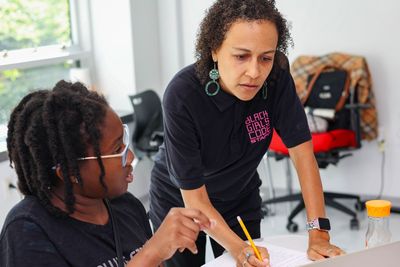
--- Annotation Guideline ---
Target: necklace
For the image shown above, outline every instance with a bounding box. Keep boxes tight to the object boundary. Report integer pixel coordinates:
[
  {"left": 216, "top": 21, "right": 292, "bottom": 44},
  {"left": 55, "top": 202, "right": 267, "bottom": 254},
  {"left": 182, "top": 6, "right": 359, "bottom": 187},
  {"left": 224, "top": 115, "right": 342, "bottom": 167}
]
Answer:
[{"left": 105, "top": 199, "right": 124, "bottom": 267}]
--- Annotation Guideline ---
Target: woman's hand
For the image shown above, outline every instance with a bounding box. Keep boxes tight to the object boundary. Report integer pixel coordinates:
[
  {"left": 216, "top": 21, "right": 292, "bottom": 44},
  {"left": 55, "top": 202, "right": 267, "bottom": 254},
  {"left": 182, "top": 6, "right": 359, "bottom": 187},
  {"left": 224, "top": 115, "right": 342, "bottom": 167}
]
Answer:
[
  {"left": 307, "top": 230, "right": 345, "bottom": 260},
  {"left": 144, "top": 208, "right": 213, "bottom": 263},
  {"left": 235, "top": 244, "right": 270, "bottom": 267}
]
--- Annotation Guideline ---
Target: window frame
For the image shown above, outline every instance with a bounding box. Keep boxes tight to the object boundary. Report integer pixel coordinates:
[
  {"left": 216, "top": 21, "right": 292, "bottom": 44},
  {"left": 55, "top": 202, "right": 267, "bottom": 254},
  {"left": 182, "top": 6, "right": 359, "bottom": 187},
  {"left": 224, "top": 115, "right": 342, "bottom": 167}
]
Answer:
[
  {"left": 0, "top": 0, "right": 92, "bottom": 162},
  {"left": 0, "top": 45, "right": 90, "bottom": 71}
]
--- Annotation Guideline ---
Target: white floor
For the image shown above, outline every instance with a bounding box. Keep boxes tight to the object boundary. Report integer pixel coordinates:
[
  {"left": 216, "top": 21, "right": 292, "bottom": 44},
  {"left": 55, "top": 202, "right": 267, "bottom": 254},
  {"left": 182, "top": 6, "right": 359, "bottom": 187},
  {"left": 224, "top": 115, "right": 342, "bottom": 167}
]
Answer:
[{"left": 261, "top": 201, "right": 400, "bottom": 252}]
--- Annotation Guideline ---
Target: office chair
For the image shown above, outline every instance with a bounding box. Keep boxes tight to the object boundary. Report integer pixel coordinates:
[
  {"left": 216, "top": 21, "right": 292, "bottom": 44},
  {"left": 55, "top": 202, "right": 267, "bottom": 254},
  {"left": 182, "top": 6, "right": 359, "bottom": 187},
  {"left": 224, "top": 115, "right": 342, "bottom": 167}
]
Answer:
[
  {"left": 128, "top": 90, "right": 164, "bottom": 160},
  {"left": 262, "top": 63, "right": 365, "bottom": 233}
]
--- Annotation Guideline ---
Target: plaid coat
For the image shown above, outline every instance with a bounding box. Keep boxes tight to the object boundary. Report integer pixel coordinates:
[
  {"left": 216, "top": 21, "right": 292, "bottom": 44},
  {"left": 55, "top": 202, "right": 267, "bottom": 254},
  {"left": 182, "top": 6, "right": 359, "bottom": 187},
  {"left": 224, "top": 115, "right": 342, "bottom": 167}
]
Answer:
[{"left": 290, "top": 52, "right": 378, "bottom": 140}]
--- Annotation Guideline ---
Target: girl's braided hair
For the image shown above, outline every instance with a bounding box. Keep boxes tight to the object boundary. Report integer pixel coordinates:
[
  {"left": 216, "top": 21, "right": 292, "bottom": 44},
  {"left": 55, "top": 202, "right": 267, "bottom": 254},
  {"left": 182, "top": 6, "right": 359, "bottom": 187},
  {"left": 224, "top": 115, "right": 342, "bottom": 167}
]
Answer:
[{"left": 7, "top": 80, "right": 109, "bottom": 216}]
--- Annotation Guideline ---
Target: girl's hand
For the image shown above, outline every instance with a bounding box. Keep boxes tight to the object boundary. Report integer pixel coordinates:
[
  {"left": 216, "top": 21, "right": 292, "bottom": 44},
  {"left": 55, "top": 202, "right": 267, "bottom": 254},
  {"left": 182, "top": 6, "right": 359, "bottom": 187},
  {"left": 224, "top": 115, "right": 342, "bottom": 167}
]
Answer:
[{"left": 145, "top": 208, "right": 213, "bottom": 262}]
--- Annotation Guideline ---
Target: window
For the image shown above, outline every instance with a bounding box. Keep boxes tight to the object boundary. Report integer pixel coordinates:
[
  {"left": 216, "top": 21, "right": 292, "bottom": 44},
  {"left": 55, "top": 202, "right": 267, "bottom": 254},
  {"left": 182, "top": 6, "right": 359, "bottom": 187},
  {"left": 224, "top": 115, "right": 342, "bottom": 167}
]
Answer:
[
  {"left": 0, "top": 0, "right": 90, "bottom": 160},
  {"left": 0, "top": 62, "right": 75, "bottom": 152},
  {"left": 0, "top": 0, "right": 72, "bottom": 50}
]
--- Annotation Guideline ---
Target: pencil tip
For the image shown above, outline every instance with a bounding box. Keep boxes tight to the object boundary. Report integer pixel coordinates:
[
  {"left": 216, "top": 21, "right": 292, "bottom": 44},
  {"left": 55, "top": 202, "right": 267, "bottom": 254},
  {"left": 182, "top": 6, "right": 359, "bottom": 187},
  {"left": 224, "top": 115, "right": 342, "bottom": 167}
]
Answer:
[{"left": 237, "top": 216, "right": 241, "bottom": 221}]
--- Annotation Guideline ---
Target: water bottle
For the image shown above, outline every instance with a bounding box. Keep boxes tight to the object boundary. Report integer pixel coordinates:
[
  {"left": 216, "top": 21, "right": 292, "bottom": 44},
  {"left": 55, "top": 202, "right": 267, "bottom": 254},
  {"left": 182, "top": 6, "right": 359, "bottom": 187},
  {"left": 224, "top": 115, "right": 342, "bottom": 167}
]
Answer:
[{"left": 365, "top": 200, "right": 391, "bottom": 248}]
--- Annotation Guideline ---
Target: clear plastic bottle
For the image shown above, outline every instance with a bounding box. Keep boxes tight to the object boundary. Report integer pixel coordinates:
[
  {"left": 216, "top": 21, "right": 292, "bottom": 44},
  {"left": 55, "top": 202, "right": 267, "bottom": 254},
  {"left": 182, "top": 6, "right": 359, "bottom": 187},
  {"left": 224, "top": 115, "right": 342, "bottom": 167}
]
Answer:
[{"left": 365, "top": 200, "right": 391, "bottom": 248}]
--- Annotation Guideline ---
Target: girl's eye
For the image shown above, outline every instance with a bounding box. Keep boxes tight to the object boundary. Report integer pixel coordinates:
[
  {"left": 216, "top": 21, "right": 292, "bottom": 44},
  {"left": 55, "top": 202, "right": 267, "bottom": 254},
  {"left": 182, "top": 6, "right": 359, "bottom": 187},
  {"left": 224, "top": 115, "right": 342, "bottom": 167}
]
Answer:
[{"left": 115, "top": 145, "right": 123, "bottom": 153}]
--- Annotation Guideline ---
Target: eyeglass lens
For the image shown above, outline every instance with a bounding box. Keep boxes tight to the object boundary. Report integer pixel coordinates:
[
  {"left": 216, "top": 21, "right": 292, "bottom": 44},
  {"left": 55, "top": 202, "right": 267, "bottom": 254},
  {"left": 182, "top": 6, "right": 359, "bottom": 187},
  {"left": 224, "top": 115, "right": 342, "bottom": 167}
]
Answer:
[{"left": 122, "top": 125, "right": 129, "bottom": 167}]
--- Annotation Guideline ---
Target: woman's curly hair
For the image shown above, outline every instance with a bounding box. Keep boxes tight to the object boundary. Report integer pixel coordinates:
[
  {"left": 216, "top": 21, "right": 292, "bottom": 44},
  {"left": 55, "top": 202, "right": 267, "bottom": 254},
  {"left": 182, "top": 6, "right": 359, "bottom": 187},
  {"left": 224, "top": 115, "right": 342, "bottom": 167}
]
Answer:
[
  {"left": 195, "top": 0, "right": 293, "bottom": 84},
  {"left": 7, "top": 80, "right": 109, "bottom": 217}
]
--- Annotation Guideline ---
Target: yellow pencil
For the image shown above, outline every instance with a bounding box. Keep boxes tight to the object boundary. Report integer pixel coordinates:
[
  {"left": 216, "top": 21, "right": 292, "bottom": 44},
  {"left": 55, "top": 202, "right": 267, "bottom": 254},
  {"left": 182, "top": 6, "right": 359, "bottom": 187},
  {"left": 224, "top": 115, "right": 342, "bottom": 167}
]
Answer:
[{"left": 237, "top": 216, "right": 262, "bottom": 260}]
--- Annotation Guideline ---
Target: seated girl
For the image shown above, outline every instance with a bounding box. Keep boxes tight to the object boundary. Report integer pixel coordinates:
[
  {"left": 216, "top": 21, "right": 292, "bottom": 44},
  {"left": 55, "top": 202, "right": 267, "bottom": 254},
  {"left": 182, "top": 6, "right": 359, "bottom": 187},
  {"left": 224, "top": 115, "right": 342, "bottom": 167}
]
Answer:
[{"left": 0, "top": 80, "right": 212, "bottom": 267}]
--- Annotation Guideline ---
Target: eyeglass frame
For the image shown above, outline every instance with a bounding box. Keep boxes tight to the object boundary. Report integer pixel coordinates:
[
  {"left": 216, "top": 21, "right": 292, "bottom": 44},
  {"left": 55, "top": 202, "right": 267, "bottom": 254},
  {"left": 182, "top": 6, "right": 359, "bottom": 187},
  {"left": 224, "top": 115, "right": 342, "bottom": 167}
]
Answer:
[{"left": 76, "top": 124, "right": 130, "bottom": 167}]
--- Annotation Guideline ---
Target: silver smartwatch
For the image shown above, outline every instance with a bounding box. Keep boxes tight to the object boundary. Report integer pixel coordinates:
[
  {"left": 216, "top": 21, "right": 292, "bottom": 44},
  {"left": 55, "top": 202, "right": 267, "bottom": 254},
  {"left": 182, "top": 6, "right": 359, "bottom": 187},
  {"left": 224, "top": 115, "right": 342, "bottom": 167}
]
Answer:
[{"left": 306, "top": 217, "right": 331, "bottom": 231}]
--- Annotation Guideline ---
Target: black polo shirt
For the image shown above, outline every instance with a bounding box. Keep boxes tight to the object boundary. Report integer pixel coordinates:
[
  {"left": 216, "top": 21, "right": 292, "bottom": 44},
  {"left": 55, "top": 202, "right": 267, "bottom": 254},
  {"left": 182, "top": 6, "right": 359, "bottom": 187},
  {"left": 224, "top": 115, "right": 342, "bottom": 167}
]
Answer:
[{"left": 149, "top": 64, "right": 310, "bottom": 227}]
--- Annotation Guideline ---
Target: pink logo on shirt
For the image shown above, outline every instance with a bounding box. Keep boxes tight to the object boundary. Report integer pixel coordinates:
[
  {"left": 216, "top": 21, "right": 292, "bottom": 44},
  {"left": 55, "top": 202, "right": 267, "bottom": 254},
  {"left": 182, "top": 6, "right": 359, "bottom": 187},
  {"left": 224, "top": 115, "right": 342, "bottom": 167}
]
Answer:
[{"left": 245, "top": 110, "right": 271, "bottom": 144}]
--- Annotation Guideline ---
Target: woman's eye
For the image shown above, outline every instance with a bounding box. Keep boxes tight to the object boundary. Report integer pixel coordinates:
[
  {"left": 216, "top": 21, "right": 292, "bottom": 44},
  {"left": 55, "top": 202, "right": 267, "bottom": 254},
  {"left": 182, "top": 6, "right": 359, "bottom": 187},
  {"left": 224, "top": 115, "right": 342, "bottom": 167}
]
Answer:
[
  {"left": 261, "top": 56, "right": 272, "bottom": 62},
  {"left": 235, "top": 55, "right": 247, "bottom": 61}
]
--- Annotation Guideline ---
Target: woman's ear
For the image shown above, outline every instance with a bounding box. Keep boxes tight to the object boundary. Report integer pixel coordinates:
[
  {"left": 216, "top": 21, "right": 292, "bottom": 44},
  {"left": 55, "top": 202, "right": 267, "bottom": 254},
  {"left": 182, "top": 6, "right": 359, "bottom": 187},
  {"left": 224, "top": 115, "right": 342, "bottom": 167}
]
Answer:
[{"left": 211, "top": 50, "right": 218, "bottom": 62}]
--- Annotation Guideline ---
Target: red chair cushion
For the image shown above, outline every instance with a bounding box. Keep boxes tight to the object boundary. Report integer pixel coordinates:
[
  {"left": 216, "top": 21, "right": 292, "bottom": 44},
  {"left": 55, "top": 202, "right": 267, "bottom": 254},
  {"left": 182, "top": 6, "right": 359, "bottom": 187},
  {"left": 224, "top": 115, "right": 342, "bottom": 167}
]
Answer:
[{"left": 270, "top": 129, "right": 357, "bottom": 155}]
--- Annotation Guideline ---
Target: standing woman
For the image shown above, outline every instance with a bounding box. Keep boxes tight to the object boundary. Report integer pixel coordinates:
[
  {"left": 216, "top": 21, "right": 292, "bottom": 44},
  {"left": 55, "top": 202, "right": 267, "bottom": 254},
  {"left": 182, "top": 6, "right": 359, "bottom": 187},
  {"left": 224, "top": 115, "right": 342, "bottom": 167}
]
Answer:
[{"left": 149, "top": 0, "right": 344, "bottom": 266}]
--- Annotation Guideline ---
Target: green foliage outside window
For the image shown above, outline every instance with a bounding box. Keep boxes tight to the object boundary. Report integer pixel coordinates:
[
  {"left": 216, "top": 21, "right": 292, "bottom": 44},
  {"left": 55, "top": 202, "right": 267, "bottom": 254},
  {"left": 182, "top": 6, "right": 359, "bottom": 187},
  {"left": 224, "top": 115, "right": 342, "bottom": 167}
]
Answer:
[
  {"left": 0, "top": 0, "right": 71, "bottom": 50},
  {"left": 0, "top": 0, "right": 72, "bottom": 151}
]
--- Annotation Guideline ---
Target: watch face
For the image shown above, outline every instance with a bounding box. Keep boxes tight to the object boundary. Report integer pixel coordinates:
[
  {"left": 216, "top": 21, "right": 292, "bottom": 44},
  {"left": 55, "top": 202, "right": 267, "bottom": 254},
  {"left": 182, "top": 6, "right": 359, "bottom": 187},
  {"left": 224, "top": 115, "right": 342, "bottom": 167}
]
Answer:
[{"left": 319, "top": 218, "right": 331, "bottom": 230}]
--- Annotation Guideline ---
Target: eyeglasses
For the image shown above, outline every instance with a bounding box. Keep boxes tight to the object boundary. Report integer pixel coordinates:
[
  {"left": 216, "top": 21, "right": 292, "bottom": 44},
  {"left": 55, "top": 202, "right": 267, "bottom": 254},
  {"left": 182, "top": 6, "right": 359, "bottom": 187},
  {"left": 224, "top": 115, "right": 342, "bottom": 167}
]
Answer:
[{"left": 77, "top": 124, "right": 130, "bottom": 167}]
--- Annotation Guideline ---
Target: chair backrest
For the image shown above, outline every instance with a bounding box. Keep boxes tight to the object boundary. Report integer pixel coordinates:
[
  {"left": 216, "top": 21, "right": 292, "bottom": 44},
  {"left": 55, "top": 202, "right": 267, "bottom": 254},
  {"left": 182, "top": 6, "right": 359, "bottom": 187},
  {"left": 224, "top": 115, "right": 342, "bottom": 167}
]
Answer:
[
  {"left": 269, "top": 55, "right": 365, "bottom": 168},
  {"left": 303, "top": 66, "right": 355, "bottom": 133},
  {"left": 291, "top": 53, "right": 376, "bottom": 140},
  {"left": 301, "top": 63, "right": 362, "bottom": 167},
  {"left": 304, "top": 66, "right": 350, "bottom": 112},
  {"left": 128, "top": 90, "right": 163, "bottom": 157}
]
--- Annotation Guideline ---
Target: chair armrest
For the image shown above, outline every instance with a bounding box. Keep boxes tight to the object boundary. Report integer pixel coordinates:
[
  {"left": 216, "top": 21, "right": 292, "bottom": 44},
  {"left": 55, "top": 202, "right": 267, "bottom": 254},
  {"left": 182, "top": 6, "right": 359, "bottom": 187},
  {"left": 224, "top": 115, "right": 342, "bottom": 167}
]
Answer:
[
  {"left": 344, "top": 103, "right": 371, "bottom": 109},
  {"left": 305, "top": 107, "right": 335, "bottom": 119},
  {"left": 149, "top": 131, "right": 164, "bottom": 147},
  {"left": 150, "top": 131, "right": 164, "bottom": 140}
]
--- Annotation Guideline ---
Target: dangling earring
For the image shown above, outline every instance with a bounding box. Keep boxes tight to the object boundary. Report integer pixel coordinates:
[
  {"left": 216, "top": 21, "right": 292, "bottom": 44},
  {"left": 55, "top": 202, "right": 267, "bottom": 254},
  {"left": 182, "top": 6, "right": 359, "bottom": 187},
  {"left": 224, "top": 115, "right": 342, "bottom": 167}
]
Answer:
[
  {"left": 262, "top": 81, "right": 268, "bottom": 100},
  {"left": 205, "top": 62, "right": 220, "bottom": 96}
]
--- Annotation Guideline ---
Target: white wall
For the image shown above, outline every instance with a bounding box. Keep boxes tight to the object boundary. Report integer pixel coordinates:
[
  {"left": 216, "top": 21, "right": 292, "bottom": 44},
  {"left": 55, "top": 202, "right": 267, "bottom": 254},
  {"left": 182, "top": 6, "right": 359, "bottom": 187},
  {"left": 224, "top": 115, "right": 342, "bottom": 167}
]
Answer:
[
  {"left": 131, "top": 0, "right": 163, "bottom": 94},
  {"left": 157, "top": 0, "right": 400, "bottom": 198},
  {"left": 88, "top": 0, "right": 163, "bottom": 105},
  {"left": 157, "top": 0, "right": 184, "bottom": 90},
  {"left": 180, "top": 1, "right": 213, "bottom": 65},
  {"left": 0, "top": 160, "right": 21, "bottom": 226},
  {"left": 89, "top": 0, "right": 136, "bottom": 111}
]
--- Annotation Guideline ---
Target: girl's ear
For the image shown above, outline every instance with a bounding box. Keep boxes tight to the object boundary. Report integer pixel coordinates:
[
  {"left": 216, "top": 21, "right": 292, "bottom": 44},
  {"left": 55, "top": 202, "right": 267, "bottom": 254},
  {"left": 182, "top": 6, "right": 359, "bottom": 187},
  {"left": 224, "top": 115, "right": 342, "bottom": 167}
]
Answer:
[
  {"left": 55, "top": 165, "right": 64, "bottom": 181},
  {"left": 54, "top": 165, "right": 78, "bottom": 184}
]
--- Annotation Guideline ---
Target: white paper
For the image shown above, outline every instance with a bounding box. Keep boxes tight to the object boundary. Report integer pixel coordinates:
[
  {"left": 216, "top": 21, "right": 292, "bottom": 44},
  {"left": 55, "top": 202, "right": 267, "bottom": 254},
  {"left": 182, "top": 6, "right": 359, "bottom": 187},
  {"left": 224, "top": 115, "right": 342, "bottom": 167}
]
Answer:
[
  {"left": 202, "top": 241, "right": 312, "bottom": 267},
  {"left": 266, "top": 244, "right": 312, "bottom": 267}
]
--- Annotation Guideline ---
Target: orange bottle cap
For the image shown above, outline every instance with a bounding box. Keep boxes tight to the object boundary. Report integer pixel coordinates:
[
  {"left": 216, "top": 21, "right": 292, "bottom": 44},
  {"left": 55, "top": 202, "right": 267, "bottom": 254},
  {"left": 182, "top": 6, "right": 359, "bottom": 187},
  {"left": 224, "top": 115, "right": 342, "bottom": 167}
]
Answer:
[{"left": 365, "top": 200, "right": 391, "bottom": 217}]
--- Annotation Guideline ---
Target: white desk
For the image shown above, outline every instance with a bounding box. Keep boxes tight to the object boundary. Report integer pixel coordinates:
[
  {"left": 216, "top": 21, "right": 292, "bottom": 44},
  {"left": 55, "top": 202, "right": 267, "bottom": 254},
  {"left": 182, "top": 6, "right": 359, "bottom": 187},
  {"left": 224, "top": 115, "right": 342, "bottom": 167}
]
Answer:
[
  {"left": 204, "top": 236, "right": 400, "bottom": 267},
  {"left": 203, "top": 235, "right": 311, "bottom": 267}
]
